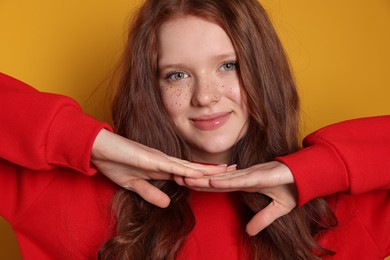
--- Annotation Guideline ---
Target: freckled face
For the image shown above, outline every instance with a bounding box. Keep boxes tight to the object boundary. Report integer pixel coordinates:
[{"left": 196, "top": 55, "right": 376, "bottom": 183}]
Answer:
[{"left": 158, "top": 16, "right": 249, "bottom": 164}]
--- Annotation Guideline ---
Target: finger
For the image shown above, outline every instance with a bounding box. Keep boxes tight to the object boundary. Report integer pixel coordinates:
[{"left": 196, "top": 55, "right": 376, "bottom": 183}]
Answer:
[
  {"left": 209, "top": 171, "right": 260, "bottom": 189},
  {"left": 174, "top": 175, "right": 185, "bottom": 186},
  {"left": 186, "top": 186, "right": 237, "bottom": 192},
  {"left": 183, "top": 175, "right": 245, "bottom": 190},
  {"left": 180, "top": 177, "right": 237, "bottom": 192},
  {"left": 183, "top": 177, "right": 213, "bottom": 188},
  {"left": 227, "top": 164, "right": 237, "bottom": 172},
  {"left": 108, "top": 163, "right": 186, "bottom": 181},
  {"left": 163, "top": 158, "right": 229, "bottom": 176},
  {"left": 120, "top": 147, "right": 206, "bottom": 178},
  {"left": 246, "top": 200, "right": 291, "bottom": 236},
  {"left": 155, "top": 161, "right": 208, "bottom": 178},
  {"left": 176, "top": 163, "right": 229, "bottom": 176},
  {"left": 210, "top": 169, "right": 282, "bottom": 189},
  {"left": 126, "top": 179, "right": 171, "bottom": 208},
  {"left": 209, "top": 170, "right": 247, "bottom": 180}
]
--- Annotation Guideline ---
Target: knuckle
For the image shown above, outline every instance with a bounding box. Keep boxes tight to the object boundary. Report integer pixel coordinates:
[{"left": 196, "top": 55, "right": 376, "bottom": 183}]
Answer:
[{"left": 125, "top": 178, "right": 140, "bottom": 190}]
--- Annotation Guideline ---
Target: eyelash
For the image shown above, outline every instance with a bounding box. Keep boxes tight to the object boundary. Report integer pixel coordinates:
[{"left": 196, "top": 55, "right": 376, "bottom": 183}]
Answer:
[
  {"left": 220, "top": 61, "right": 238, "bottom": 71},
  {"left": 164, "top": 60, "right": 238, "bottom": 81},
  {"left": 165, "top": 71, "right": 188, "bottom": 81}
]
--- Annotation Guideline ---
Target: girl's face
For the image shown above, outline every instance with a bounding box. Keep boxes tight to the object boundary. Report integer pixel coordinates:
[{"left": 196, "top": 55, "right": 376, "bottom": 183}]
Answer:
[{"left": 158, "top": 16, "right": 249, "bottom": 164}]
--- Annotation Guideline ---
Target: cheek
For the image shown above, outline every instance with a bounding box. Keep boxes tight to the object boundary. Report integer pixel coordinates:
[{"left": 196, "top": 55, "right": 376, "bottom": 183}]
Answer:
[
  {"left": 160, "top": 85, "right": 192, "bottom": 117},
  {"left": 225, "top": 81, "right": 245, "bottom": 107}
]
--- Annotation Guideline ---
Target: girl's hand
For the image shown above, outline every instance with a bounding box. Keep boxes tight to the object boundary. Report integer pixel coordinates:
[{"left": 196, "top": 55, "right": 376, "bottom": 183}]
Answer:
[
  {"left": 91, "top": 129, "right": 227, "bottom": 208},
  {"left": 177, "top": 161, "right": 297, "bottom": 236}
]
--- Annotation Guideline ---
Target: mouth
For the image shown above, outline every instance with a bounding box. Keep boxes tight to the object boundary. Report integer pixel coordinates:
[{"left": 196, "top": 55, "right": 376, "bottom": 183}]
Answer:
[{"left": 191, "top": 112, "right": 231, "bottom": 131}]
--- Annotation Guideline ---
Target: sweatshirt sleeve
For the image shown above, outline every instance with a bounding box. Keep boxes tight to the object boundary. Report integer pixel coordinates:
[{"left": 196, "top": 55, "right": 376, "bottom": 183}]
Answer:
[
  {"left": 276, "top": 115, "right": 390, "bottom": 206},
  {"left": 0, "top": 72, "right": 113, "bottom": 175}
]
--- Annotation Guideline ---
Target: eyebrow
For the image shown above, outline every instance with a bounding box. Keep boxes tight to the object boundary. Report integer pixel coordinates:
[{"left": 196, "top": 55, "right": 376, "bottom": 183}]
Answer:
[{"left": 158, "top": 52, "right": 237, "bottom": 71}]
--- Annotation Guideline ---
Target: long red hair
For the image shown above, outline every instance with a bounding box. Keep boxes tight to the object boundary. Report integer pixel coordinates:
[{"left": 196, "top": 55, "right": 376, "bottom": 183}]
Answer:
[{"left": 99, "top": 0, "right": 337, "bottom": 259}]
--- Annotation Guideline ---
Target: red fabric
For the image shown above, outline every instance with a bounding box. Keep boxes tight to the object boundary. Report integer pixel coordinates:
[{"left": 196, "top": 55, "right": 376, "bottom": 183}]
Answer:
[
  {"left": 177, "top": 191, "right": 248, "bottom": 259},
  {"left": 277, "top": 116, "right": 390, "bottom": 259},
  {"left": 276, "top": 116, "right": 390, "bottom": 258},
  {"left": 0, "top": 73, "right": 117, "bottom": 259},
  {"left": 277, "top": 116, "right": 390, "bottom": 206},
  {"left": 1, "top": 72, "right": 389, "bottom": 259}
]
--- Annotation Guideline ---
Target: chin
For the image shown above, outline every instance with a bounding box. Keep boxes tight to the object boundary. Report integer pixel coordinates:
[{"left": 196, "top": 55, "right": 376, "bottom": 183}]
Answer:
[
  {"left": 186, "top": 136, "right": 238, "bottom": 160},
  {"left": 195, "top": 144, "right": 234, "bottom": 159}
]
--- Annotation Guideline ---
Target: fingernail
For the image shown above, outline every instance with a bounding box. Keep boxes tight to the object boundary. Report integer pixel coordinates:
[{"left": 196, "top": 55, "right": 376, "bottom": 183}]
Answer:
[
  {"left": 227, "top": 164, "right": 237, "bottom": 169},
  {"left": 217, "top": 164, "right": 228, "bottom": 167}
]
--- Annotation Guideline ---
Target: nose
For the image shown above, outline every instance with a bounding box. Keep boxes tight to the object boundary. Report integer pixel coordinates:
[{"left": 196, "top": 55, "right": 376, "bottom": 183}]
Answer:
[{"left": 191, "top": 78, "right": 222, "bottom": 107}]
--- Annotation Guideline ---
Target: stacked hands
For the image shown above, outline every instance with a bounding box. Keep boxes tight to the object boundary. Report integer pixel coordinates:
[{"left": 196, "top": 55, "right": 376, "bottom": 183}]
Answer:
[{"left": 92, "top": 129, "right": 297, "bottom": 236}]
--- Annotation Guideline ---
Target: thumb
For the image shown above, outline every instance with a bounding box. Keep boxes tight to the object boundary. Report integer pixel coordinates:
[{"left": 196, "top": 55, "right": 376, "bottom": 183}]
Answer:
[
  {"left": 246, "top": 200, "right": 291, "bottom": 236},
  {"left": 126, "top": 179, "right": 171, "bottom": 208}
]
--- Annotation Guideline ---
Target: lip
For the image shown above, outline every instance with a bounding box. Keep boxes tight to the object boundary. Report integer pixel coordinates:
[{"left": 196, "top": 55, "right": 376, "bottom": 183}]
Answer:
[{"left": 191, "top": 112, "right": 231, "bottom": 131}]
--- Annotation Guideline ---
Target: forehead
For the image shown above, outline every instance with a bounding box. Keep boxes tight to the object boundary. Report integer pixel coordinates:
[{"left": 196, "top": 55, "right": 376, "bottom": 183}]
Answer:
[{"left": 157, "top": 15, "right": 235, "bottom": 63}]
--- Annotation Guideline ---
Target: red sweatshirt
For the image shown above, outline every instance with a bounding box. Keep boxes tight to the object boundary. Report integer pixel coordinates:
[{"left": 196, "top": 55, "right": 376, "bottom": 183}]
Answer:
[{"left": 0, "top": 72, "right": 389, "bottom": 259}]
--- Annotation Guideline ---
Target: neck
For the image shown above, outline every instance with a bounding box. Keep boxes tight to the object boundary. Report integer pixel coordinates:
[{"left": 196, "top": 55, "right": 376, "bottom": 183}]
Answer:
[{"left": 190, "top": 150, "right": 231, "bottom": 165}]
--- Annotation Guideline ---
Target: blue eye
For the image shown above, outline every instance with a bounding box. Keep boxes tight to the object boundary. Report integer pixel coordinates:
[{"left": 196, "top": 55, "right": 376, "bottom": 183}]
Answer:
[
  {"left": 167, "top": 71, "right": 189, "bottom": 81},
  {"left": 220, "top": 62, "right": 237, "bottom": 71}
]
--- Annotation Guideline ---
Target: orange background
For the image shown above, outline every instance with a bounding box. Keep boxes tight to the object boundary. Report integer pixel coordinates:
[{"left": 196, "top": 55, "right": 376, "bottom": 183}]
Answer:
[{"left": 0, "top": 0, "right": 389, "bottom": 258}]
